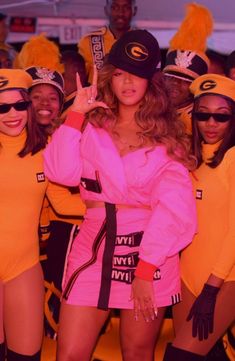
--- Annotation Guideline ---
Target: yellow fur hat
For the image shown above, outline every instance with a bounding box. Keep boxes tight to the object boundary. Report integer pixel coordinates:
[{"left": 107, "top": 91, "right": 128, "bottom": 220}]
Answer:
[
  {"left": 0, "top": 68, "right": 32, "bottom": 92},
  {"left": 14, "top": 34, "right": 64, "bottom": 73},
  {"left": 190, "top": 73, "right": 235, "bottom": 103},
  {"left": 163, "top": 3, "right": 213, "bottom": 81}
]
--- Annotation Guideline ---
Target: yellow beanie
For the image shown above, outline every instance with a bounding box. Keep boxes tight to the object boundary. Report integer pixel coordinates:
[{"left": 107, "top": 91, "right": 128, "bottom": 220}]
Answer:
[
  {"left": 0, "top": 69, "right": 32, "bottom": 92},
  {"left": 190, "top": 73, "right": 235, "bottom": 102}
]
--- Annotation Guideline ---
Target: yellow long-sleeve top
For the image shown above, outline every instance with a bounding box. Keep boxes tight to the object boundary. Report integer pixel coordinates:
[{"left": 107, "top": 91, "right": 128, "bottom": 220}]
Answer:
[
  {"left": 47, "top": 182, "right": 85, "bottom": 223},
  {"left": 78, "top": 26, "right": 116, "bottom": 84},
  {"left": 0, "top": 130, "right": 47, "bottom": 282},
  {"left": 39, "top": 181, "right": 86, "bottom": 242},
  {"left": 181, "top": 142, "right": 235, "bottom": 296},
  {"left": 39, "top": 131, "right": 86, "bottom": 241}
]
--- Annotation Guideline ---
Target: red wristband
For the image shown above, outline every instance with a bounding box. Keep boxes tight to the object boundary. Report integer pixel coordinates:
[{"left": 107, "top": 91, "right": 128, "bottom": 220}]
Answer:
[
  {"left": 64, "top": 111, "right": 85, "bottom": 130},
  {"left": 135, "top": 259, "right": 157, "bottom": 281}
]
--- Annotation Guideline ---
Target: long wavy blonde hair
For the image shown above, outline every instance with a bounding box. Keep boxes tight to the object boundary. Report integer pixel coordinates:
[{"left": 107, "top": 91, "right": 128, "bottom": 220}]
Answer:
[{"left": 86, "top": 63, "right": 196, "bottom": 170}]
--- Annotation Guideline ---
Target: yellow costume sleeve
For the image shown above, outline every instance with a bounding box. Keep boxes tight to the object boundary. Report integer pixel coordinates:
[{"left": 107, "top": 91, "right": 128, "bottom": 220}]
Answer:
[
  {"left": 78, "top": 27, "right": 115, "bottom": 84},
  {"left": 46, "top": 181, "right": 86, "bottom": 217},
  {"left": 211, "top": 155, "right": 235, "bottom": 279}
]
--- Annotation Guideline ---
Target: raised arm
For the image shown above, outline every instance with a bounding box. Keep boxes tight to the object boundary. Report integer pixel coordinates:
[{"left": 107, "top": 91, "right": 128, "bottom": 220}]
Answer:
[{"left": 43, "top": 67, "right": 108, "bottom": 186}]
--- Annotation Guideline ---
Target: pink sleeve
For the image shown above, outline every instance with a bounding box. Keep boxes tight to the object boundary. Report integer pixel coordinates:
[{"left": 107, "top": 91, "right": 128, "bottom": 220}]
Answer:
[
  {"left": 43, "top": 112, "right": 84, "bottom": 186},
  {"left": 138, "top": 161, "right": 197, "bottom": 269}
]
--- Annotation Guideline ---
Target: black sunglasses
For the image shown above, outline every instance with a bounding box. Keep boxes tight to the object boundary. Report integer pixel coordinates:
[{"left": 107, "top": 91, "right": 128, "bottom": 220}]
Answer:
[
  {"left": 0, "top": 101, "right": 31, "bottom": 114},
  {"left": 193, "top": 112, "right": 233, "bottom": 123}
]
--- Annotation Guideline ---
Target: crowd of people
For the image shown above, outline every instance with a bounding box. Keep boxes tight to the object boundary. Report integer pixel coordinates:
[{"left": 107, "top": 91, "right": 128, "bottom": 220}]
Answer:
[{"left": 0, "top": 1, "right": 235, "bottom": 361}]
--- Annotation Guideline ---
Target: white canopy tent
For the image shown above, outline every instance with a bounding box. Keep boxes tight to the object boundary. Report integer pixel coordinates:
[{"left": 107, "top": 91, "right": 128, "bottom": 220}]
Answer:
[{"left": 1, "top": 0, "right": 235, "bottom": 54}]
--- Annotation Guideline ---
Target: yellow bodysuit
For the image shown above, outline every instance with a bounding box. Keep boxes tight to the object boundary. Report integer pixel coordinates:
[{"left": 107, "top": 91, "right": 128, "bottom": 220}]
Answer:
[
  {"left": 181, "top": 143, "right": 235, "bottom": 296},
  {"left": 0, "top": 130, "right": 47, "bottom": 282}
]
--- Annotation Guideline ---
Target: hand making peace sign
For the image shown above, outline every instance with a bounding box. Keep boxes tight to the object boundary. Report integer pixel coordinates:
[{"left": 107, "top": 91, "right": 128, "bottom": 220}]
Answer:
[{"left": 70, "top": 66, "right": 109, "bottom": 114}]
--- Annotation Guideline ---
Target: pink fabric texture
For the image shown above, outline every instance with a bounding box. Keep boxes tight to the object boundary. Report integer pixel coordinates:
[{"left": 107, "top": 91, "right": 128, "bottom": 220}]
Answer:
[{"left": 43, "top": 117, "right": 197, "bottom": 308}]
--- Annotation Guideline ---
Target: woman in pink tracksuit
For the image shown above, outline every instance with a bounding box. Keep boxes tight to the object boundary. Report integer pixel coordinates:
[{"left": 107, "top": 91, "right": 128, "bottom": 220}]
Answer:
[{"left": 43, "top": 30, "right": 197, "bottom": 361}]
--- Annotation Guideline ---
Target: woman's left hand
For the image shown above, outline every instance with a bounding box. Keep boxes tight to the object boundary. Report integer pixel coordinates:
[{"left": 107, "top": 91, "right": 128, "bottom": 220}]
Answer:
[
  {"left": 70, "top": 66, "right": 109, "bottom": 114},
  {"left": 130, "top": 277, "right": 158, "bottom": 322}
]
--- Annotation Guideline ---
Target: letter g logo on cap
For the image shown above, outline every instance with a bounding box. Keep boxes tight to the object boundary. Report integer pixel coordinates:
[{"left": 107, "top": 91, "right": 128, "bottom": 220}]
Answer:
[
  {"left": 199, "top": 80, "right": 217, "bottom": 91},
  {"left": 0, "top": 76, "right": 8, "bottom": 88},
  {"left": 125, "top": 42, "right": 149, "bottom": 61}
]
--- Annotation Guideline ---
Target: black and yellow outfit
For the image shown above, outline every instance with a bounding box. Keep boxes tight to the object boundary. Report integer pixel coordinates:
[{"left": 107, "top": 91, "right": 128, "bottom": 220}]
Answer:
[
  {"left": 179, "top": 142, "right": 235, "bottom": 361},
  {"left": 180, "top": 142, "right": 235, "bottom": 361},
  {"left": 79, "top": 26, "right": 136, "bottom": 84},
  {"left": 78, "top": 26, "right": 116, "bottom": 83},
  {"left": 39, "top": 179, "right": 85, "bottom": 338},
  {"left": 181, "top": 142, "right": 235, "bottom": 295},
  {"left": 0, "top": 130, "right": 47, "bottom": 282},
  {"left": 40, "top": 181, "right": 85, "bottom": 290},
  {"left": 165, "top": 72, "right": 235, "bottom": 361}
]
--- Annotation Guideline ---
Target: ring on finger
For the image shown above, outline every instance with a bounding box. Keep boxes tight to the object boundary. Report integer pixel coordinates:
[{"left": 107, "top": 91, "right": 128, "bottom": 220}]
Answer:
[{"left": 87, "top": 97, "right": 95, "bottom": 104}]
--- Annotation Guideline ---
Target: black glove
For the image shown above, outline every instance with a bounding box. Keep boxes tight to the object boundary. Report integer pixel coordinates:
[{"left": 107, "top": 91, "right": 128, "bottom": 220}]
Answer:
[{"left": 187, "top": 283, "right": 220, "bottom": 341}]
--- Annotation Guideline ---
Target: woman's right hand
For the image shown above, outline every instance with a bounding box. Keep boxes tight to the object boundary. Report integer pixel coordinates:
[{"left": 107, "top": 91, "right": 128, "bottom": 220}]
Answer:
[
  {"left": 70, "top": 66, "right": 109, "bottom": 114},
  {"left": 131, "top": 277, "right": 158, "bottom": 322}
]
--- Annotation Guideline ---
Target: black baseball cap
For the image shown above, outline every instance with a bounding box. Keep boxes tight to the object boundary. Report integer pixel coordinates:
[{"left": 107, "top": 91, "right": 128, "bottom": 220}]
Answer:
[{"left": 108, "top": 29, "right": 161, "bottom": 80}]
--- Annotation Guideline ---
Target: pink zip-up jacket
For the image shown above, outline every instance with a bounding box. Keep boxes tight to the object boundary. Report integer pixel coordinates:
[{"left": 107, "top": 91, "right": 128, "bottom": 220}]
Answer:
[{"left": 43, "top": 112, "right": 197, "bottom": 279}]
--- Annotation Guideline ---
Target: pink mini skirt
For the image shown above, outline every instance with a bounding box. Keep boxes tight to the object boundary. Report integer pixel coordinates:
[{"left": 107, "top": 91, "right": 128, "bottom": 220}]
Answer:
[{"left": 62, "top": 207, "right": 181, "bottom": 309}]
